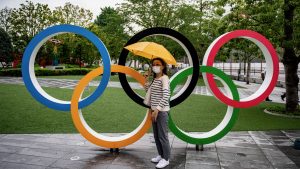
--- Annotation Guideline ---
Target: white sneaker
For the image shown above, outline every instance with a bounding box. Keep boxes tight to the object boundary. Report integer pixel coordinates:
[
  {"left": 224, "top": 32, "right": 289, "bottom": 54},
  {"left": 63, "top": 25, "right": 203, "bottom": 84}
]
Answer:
[
  {"left": 156, "top": 158, "right": 169, "bottom": 168},
  {"left": 151, "top": 155, "right": 162, "bottom": 163}
]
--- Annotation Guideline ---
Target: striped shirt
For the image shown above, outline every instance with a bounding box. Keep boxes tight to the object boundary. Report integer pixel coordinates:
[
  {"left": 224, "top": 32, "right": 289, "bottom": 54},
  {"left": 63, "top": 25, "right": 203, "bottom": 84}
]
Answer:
[{"left": 145, "top": 75, "right": 171, "bottom": 111}]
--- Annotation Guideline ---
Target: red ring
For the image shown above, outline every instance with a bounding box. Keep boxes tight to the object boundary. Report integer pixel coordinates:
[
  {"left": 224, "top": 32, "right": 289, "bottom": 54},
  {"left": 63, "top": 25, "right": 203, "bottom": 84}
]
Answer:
[{"left": 204, "top": 30, "right": 279, "bottom": 108}]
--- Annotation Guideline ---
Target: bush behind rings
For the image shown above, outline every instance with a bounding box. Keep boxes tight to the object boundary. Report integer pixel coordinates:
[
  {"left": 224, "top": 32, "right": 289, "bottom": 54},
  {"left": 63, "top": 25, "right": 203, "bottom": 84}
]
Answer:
[{"left": 0, "top": 68, "right": 118, "bottom": 77}]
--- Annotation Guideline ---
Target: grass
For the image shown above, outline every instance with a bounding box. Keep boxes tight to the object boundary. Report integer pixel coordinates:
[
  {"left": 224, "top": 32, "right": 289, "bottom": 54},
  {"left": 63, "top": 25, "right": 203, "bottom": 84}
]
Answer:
[
  {"left": 0, "top": 83, "right": 299, "bottom": 134},
  {"left": 266, "top": 105, "right": 300, "bottom": 116},
  {"left": 179, "top": 76, "right": 223, "bottom": 87}
]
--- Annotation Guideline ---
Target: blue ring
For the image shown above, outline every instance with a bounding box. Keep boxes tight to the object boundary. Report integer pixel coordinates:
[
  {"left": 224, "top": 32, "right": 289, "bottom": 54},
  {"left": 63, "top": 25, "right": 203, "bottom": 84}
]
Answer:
[{"left": 22, "top": 24, "right": 111, "bottom": 111}]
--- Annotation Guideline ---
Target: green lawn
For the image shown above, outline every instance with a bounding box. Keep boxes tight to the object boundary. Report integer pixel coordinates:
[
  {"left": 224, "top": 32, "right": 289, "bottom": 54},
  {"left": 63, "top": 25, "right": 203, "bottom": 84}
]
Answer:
[{"left": 0, "top": 83, "right": 299, "bottom": 134}]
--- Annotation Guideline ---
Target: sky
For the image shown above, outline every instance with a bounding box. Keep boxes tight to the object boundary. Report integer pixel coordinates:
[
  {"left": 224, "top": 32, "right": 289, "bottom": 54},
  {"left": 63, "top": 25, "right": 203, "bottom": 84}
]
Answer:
[{"left": 0, "top": 0, "right": 124, "bottom": 19}]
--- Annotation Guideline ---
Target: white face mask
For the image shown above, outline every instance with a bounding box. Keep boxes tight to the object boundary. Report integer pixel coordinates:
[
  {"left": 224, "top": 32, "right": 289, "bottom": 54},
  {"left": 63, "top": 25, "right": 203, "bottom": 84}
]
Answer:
[{"left": 152, "top": 66, "right": 161, "bottom": 74}]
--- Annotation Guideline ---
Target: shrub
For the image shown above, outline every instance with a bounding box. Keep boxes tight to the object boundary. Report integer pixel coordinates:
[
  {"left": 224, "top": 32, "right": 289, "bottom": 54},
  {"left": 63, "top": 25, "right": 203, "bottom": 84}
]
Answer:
[{"left": 0, "top": 68, "right": 22, "bottom": 76}]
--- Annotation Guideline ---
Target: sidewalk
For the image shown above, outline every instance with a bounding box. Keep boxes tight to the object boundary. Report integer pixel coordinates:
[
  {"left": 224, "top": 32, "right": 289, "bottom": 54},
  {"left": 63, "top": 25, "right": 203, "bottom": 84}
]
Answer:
[{"left": 0, "top": 131, "right": 299, "bottom": 169}]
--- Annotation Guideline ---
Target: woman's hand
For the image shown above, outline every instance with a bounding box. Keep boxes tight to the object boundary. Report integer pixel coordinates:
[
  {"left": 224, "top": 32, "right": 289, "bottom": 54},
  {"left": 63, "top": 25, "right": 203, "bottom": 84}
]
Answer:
[{"left": 151, "top": 109, "right": 159, "bottom": 122}]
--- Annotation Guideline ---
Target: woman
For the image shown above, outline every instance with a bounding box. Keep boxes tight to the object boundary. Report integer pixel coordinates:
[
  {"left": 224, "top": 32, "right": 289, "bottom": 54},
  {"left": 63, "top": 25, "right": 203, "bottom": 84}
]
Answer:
[{"left": 144, "top": 58, "right": 171, "bottom": 169}]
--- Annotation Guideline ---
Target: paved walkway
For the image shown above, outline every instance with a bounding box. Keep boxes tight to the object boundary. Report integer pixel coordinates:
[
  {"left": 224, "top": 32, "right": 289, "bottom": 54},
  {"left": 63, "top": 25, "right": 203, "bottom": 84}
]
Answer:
[
  {"left": 0, "top": 131, "right": 299, "bottom": 169},
  {"left": 0, "top": 76, "right": 299, "bottom": 104}
]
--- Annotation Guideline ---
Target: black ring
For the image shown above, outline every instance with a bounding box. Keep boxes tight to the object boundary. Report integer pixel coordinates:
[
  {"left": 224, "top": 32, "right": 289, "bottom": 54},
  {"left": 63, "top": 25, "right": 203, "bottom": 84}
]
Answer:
[{"left": 118, "top": 27, "right": 199, "bottom": 108}]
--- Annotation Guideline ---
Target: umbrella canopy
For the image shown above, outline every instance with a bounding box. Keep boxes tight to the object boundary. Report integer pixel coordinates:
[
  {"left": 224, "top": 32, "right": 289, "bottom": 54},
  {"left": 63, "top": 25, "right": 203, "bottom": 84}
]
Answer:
[{"left": 124, "top": 42, "right": 177, "bottom": 65}]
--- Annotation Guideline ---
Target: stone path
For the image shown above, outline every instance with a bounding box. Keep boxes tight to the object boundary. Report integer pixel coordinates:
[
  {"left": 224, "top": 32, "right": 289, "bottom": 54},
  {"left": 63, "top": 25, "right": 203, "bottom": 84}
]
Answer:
[{"left": 0, "top": 131, "right": 299, "bottom": 169}]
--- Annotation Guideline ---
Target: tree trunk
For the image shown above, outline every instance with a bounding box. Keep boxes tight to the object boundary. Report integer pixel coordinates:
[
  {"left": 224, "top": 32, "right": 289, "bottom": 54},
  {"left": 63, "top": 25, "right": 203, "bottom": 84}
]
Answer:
[
  {"left": 79, "top": 54, "right": 81, "bottom": 68},
  {"left": 132, "top": 60, "right": 135, "bottom": 68},
  {"left": 135, "top": 60, "right": 138, "bottom": 69},
  {"left": 246, "top": 59, "right": 251, "bottom": 84},
  {"left": 223, "top": 62, "right": 224, "bottom": 71},
  {"left": 283, "top": 0, "right": 299, "bottom": 112},
  {"left": 230, "top": 60, "right": 232, "bottom": 75},
  {"left": 284, "top": 61, "right": 299, "bottom": 112},
  {"left": 244, "top": 59, "right": 246, "bottom": 75},
  {"left": 238, "top": 61, "right": 241, "bottom": 81},
  {"left": 260, "top": 60, "right": 263, "bottom": 73}
]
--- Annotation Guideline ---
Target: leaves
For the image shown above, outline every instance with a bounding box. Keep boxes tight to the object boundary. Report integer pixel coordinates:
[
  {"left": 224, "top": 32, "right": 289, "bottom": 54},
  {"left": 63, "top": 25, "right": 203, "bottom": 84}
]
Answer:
[
  {"left": 0, "top": 7, "right": 12, "bottom": 32},
  {"left": 0, "top": 28, "right": 13, "bottom": 67},
  {"left": 53, "top": 2, "right": 93, "bottom": 27},
  {"left": 7, "top": 1, "right": 53, "bottom": 52}
]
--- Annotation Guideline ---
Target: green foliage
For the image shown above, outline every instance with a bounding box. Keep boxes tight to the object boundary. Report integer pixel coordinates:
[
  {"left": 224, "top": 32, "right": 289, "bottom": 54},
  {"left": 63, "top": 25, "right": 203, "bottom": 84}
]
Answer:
[
  {"left": 217, "top": 0, "right": 300, "bottom": 57},
  {"left": 9, "top": 0, "right": 54, "bottom": 52},
  {"left": 0, "top": 27, "right": 13, "bottom": 68},
  {"left": 0, "top": 7, "right": 12, "bottom": 32},
  {"left": 0, "top": 1, "right": 96, "bottom": 66},
  {"left": 266, "top": 105, "right": 300, "bottom": 116},
  {"left": 93, "top": 7, "right": 129, "bottom": 60},
  {"left": 118, "top": 0, "right": 181, "bottom": 29},
  {"left": 53, "top": 2, "right": 93, "bottom": 27},
  {"left": 217, "top": 0, "right": 300, "bottom": 111},
  {"left": 118, "top": 0, "right": 222, "bottom": 62},
  {"left": 50, "top": 3, "right": 95, "bottom": 66},
  {"left": 0, "top": 69, "right": 22, "bottom": 76}
]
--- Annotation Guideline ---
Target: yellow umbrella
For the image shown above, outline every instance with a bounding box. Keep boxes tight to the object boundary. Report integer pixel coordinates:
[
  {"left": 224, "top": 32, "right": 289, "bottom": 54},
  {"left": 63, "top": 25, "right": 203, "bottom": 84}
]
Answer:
[{"left": 124, "top": 42, "right": 177, "bottom": 65}]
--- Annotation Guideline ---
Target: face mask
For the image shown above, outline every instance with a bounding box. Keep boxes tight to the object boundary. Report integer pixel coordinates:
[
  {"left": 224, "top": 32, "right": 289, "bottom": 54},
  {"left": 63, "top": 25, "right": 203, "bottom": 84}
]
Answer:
[{"left": 152, "top": 66, "right": 161, "bottom": 74}]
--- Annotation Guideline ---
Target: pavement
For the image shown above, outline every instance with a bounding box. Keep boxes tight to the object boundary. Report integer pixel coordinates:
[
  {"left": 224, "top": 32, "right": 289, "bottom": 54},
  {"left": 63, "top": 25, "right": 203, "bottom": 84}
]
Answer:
[{"left": 0, "top": 131, "right": 299, "bottom": 169}]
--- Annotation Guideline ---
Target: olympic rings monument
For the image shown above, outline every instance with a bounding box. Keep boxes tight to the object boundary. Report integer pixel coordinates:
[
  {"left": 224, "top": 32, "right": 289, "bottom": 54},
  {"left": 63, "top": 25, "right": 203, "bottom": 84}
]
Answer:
[{"left": 21, "top": 24, "right": 279, "bottom": 150}]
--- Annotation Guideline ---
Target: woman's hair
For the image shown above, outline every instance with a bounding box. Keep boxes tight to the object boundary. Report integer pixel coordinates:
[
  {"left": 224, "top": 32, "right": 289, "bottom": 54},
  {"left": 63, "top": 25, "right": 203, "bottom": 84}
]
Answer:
[{"left": 151, "top": 57, "right": 168, "bottom": 78}]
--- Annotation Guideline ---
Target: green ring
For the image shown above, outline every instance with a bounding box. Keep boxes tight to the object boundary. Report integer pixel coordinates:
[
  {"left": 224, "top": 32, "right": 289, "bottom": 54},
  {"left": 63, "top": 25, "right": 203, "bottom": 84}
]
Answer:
[{"left": 169, "top": 66, "right": 240, "bottom": 144}]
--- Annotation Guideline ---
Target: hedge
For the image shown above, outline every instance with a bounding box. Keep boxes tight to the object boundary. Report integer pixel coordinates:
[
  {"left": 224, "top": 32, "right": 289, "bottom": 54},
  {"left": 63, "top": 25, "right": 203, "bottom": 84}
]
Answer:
[{"left": 0, "top": 68, "right": 96, "bottom": 77}]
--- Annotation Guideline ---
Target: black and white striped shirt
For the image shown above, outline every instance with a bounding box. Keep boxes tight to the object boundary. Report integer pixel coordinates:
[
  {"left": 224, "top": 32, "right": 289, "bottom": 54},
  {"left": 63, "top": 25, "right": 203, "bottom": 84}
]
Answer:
[{"left": 145, "top": 75, "right": 170, "bottom": 111}]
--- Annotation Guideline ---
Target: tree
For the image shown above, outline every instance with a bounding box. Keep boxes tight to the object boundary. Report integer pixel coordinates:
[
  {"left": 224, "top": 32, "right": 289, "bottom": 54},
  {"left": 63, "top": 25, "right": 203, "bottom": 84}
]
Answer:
[
  {"left": 118, "top": 0, "right": 219, "bottom": 63},
  {"left": 0, "top": 28, "right": 13, "bottom": 68},
  {"left": 9, "top": 0, "right": 53, "bottom": 52},
  {"left": 1, "top": 1, "right": 107, "bottom": 68},
  {"left": 218, "top": 0, "right": 300, "bottom": 112},
  {"left": 94, "top": 7, "right": 129, "bottom": 62},
  {"left": 118, "top": 0, "right": 183, "bottom": 31},
  {"left": 282, "top": 0, "right": 300, "bottom": 112},
  {"left": 0, "top": 7, "right": 12, "bottom": 32},
  {"left": 177, "top": 2, "right": 225, "bottom": 66},
  {"left": 51, "top": 3, "right": 94, "bottom": 66},
  {"left": 53, "top": 2, "right": 93, "bottom": 27},
  {"left": 217, "top": 0, "right": 274, "bottom": 82}
]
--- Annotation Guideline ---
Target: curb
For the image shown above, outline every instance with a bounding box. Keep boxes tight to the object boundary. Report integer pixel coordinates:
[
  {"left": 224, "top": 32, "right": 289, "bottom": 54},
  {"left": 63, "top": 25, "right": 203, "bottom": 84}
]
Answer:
[{"left": 264, "top": 109, "right": 300, "bottom": 119}]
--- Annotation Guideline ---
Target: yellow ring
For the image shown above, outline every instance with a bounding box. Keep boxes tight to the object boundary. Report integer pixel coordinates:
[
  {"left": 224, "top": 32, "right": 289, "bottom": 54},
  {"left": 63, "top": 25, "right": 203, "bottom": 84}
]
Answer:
[{"left": 71, "top": 65, "right": 151, "bottom": 148}]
